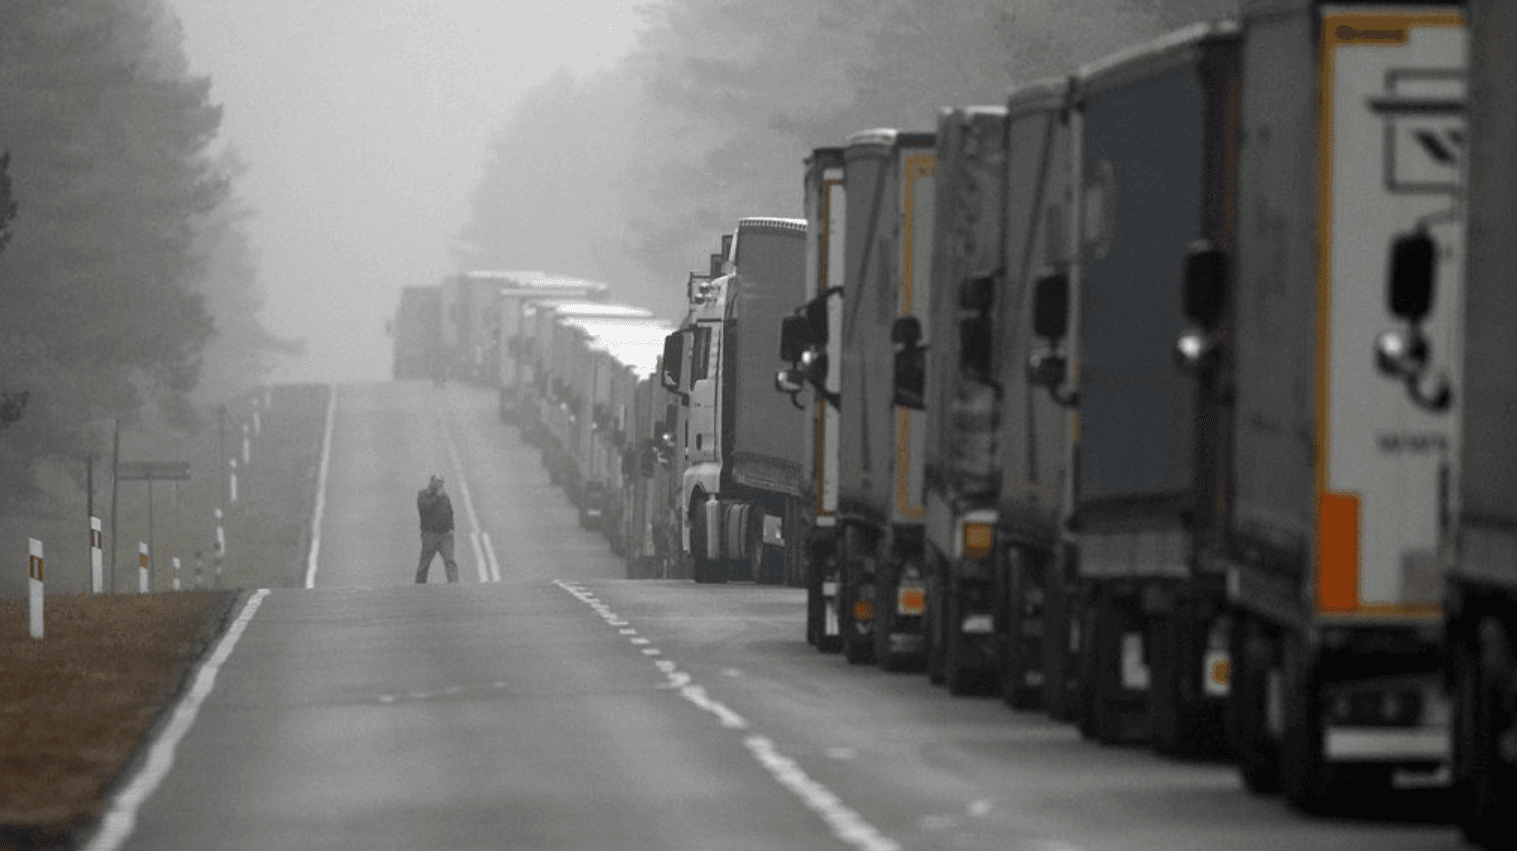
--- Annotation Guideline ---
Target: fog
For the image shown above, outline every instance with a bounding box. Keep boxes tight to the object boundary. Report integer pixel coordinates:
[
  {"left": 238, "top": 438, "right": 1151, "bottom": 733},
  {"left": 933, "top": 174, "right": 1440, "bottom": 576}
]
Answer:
[{"left": 169, "top": 0, "right": 643, "bottom": 383}]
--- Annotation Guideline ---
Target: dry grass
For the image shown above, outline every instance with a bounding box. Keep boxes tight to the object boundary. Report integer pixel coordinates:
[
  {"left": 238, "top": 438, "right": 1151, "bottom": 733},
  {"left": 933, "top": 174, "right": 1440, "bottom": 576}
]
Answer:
[{"left": 0, "top": 590, "right": 237, "bottom": 849}]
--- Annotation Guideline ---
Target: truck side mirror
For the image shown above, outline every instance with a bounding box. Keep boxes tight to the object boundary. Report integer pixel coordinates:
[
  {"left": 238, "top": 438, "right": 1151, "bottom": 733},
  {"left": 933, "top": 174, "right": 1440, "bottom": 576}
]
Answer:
[
  {"left": 1182, "top": 243, "right": 1228, "bottom": 330},
  {"left": 661, "top": 332, "right": 685, "bottom": 393},
  {"left": 1032, "top": 273, "right": 1069, "bottom": 341},
  {"left": 1388, "top": 230, "right": 1434, "bottom": 321},
  {"left": 894, "top": 346, "right": 925, "bottom": 410},
  {"left": 892, "top": 316, "right": 922, "bottom": 346},
  {"left": 960, "top": 316, "right": 993, "bottom": 381},
  {"left": 806, "top": 294, "right": 829, "bottom": 343},
  {"left": 1373, "top": 230, "right": 1449, "bottom": 411},
  {"left": 779, "top": 314, "right": 808, "bottom": 363}
]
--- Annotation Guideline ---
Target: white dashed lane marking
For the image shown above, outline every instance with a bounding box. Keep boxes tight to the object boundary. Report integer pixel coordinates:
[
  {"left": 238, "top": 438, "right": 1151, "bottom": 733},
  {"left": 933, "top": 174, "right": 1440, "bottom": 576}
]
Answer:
[{"left": 552, "top": 579, "right": 901, "bottom": 851}]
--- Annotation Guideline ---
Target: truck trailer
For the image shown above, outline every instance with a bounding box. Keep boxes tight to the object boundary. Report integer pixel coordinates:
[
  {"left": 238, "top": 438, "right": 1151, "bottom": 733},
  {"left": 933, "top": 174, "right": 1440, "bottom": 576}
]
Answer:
[
  {"left": 1020, "top": 22, "right": 1244, "bottom": 751},
  {"left": 663, "top": 218, "right": 810, "bottom": 586},
  {"left": 1445, "top": 0, "right": 1511, "bottom": 843},
  {"left": 912, "top": 106, "right": 1007, "bottom": 694},
  {"left": 777, "top": 147, "right": 848, "bottom": 651},
  {"left": 834, "top": 129, "right": 937, "bottom": 668},
  {"left": 391, "top": 285, "right": 441, "bottom": 380},
  {"left": 492, "top": 273, "right": 612, "bottom": 422},
  {"left": 1212, "top": 0, "right": 1466, "bottom": 812}
]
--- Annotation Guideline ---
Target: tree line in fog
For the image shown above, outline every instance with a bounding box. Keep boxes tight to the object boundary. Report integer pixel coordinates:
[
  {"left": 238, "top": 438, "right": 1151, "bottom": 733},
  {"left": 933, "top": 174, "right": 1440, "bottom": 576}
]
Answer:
[
  {"left": 0, "top": 0, "right": 290, "bottom": 507},
  {"left": 455, "top": 0, "right": 1238, "bottom": 320}
]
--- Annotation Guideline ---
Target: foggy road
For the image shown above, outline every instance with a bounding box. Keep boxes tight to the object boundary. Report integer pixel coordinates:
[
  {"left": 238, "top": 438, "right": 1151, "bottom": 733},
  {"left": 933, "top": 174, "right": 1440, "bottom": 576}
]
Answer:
[{"left": 99, "top": 384, "right": 1463, "bottom": 851}]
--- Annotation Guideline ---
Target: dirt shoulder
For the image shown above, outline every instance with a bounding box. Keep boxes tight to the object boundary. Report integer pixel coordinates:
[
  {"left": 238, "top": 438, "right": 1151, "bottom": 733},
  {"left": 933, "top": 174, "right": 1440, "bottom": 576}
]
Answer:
[{"left": 0, "top": 590, "right": 240, "bottom": 850}]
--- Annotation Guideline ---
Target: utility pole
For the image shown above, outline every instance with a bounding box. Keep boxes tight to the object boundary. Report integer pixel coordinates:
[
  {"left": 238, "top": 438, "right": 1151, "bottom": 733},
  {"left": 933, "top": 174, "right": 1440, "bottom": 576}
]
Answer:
[{"left": 110, "top": 419, "right": 119, "bottom": 593}]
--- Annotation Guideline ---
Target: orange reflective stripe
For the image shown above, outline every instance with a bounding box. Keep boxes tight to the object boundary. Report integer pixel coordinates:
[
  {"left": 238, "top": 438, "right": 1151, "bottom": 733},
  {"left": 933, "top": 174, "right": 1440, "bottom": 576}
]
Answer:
[
  {"left": 1318, "top": 491, "right": 1360, "bottom": 612},
  {"left": 28, "top": 555, "right": 43, "bottom": 581}
]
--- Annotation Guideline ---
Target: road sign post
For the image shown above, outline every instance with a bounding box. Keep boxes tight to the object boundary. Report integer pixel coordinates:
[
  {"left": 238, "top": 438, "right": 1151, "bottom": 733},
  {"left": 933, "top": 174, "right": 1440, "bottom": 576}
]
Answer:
[{"left": 117, "top": 461, "right": 189, "bottom": 593}]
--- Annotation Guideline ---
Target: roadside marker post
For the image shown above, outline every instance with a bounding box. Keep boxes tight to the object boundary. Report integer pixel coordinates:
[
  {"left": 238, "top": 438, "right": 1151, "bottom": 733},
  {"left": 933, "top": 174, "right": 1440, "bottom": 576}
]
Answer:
[
  {"left": 253, "top": 409, "right": 261, "bottom": 437},
  {"left": 229, "top": 458, "right": 238, "bottom": 504},
  {"left": 214, "top": 508, "right": 225, "bottom": 588},
  {"left": 138, "top": 542, "right": 150, "bottom": 594},
  {"left": 241, "top": 423, "right": 250, "bottom": 465},
  {"left": 172, "top": 556, "right": 181, "bottom": 591},
  {"left": 89, "top": 516, "right": 103, "bottom": 594},
  {"left": 194, "top": 551, "right": 204, "bottom": 588},
  {"left": 28, "top": 538, "right": 44, "bottom": 639}
]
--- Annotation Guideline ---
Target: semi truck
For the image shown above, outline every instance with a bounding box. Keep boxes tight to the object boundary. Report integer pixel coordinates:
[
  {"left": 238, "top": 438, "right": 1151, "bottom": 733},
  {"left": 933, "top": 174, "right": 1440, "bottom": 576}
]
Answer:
[
  {"left": 1019, "top": 22, "right": 1244, "bottom": 750},
  {"left": 662, "top": 218, "right": 810, "bottom": 585},
  {"left": 993, "top": 79, "right": 1081, "bottom": 719},
  {"left": 909, "top": 106, "right": 1007, "bottom": 694},
  {"left": 493, "top": 274, "right": 611, "bottom": 422},
  {"left": 834, "top": 129, "right": 936, "bottom": 667},
  {"left": 523, "top": 302, "right": 653, "bottom": 497},
  {"left": 563, "top": 320, "right": 672, "bottom": 531},
  {"left": 1205, "top": 0, "right": 1466, "bottom": 811},
  {"left": 391, "top": 285, "right": 441, "bottom": 380},
  {"left": 777, "top": 147, "right": 847, "bottom": 651},
  {"left": 1445, "top": 0, "right": 1511, "bottom": 843}
]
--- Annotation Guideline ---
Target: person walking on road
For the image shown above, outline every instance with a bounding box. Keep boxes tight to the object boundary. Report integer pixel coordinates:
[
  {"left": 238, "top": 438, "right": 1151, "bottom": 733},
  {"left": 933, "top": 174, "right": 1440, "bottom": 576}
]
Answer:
[{"left": 416, "top": 474, "right": 459, "bottom": 583}]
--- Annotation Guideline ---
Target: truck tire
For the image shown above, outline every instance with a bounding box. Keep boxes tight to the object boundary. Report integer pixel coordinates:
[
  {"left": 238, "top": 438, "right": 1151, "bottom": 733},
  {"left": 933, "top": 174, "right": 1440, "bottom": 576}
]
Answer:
[
  {"left": 874, "top": 561, "right": 915, "bottom": 672},
  {"left": 1457, "top": 615, "right": 1517, "bottom": 849},
  {"left": 999, "top": 545, "right": 1045, "bottom": 710},
  {"left": 925, "top": 562, "right": 947, "bottom": 685},
  {"left": 1230, "top": 612, "right": 1280, "bottom": 794},
  {"left": 1079, "top": 586, "right": 1148, "bottom": 744},
  {"left": 690, "top": 510, "right": 724, "bottom": 584},
  {"left": 1150, "top": 606, "right": 1226, "bottom": 759},
  {"left": 944, "top": 585, "right": 992, "bottom": 696},
  {"left": 1281, "top": 633, "right": 1335, "bottom": 813},
  {"left": 842, "top": 581, "right": 874, "bottom": 664}
]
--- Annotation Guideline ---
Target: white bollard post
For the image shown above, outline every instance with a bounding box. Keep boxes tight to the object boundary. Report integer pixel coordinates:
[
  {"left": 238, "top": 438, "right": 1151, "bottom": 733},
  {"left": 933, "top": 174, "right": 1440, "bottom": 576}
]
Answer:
[
  {"left": 242, "top": 423, "right": 250, "bottom": 465},
  {"left": 214, "top": 507, "right": 226, "bottom": 588},
  {"left": 89, "top": 516, "right": 103, "bottom": 594},
  {"left": 253, "top": 409, "right": 262, "bottom": 437},
  {"left": 28, "top": 538, "right": 44, "bottom": 639},
  {"left": 194, "top": 550, "right": 204, "bottom": 588},
  {"left": 172, "top": 556, "right": 181, "bottom": 591},
  {"left": 229, "top": 457, "right": 239, "bottom": 504},
  {"left": 138, "top": 541, "right": 150, "bottom": 593}
]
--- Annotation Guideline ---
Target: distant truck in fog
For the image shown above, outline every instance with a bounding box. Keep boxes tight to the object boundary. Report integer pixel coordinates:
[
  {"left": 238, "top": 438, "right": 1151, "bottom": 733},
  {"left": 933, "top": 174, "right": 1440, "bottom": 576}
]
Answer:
[{"left": 391, "top": 285, "right": 441, "bottom": 380}]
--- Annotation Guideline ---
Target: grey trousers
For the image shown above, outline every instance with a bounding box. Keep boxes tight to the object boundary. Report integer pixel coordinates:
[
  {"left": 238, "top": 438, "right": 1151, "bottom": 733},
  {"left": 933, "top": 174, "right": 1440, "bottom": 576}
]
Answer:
[{"left": 416, "top": 531, "right": 458, "bottom": 583}]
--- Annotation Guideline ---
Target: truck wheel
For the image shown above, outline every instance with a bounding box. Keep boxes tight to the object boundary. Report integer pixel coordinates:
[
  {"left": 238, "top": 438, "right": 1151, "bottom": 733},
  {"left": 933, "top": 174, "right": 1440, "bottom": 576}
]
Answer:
[
  {"left": 998, "top": 546, "right": 1042, "bottom": 710},
  {"left": 1043, "top": 566, "right": 1081, "bottom": 722},
  {"left": 944, "top": 586, "right": 991, "bottom": 696},
  {"left": 691, "top": 511, "right": 718, "bottom": 583},
  {"left": 873, "top": 562, "right": 905, "bottom": 671},
  {"left": 1080, "top": 587, "right": 1148, "bottom": 744},
  {"left": 1281, "top": 634, "right": 1334, "bottom": 813},
  {"left": 842, "top": 582, "right": 874, "bottom": 665},
  {"left": 1230, "top": 612, "right": 1280, "bottom": 794},
  {"left": 1459, "top": 616, "right": 1517, "bottom": 848},
  {"left": 925, "top": 563, "right": 947, "bottom": 685}
]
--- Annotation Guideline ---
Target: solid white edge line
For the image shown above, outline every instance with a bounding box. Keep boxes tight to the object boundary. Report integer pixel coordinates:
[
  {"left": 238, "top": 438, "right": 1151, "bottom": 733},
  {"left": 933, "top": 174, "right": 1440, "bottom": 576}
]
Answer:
[
  {"left": 551, "top": 579, "right": 901, "bottom": 851},
  {"left": 304, "top": 385, "right": 337, "bottom": 589},
  {"left": 469, "top": 531, "right": 487, "bottom": 583},
  {"left": 438, "top": 398, "right": 490, "bottom": 582},
  {"left": 83, "top": 588, "right": 271, "bottom": 851},
  {"left": 481, "top": 532, "right": 501, "bottom": 582}
]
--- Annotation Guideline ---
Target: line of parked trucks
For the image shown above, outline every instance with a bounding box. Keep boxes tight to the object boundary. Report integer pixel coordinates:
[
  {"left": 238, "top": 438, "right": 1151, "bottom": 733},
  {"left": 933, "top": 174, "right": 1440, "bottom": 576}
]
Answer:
[{"left": 392, "top": 0, "right": 1512, "bottom": 843}]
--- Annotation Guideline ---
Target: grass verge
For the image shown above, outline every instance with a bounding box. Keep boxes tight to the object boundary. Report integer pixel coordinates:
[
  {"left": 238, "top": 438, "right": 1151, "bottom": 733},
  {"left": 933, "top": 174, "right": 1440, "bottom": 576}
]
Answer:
[{"left": 0, "top": 591, "right": 238, "bottom": 850}]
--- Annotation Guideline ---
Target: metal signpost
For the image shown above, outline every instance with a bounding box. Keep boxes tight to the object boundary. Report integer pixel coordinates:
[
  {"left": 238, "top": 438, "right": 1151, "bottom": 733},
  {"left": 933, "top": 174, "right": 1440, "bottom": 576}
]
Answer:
[{"left": 115, "top": 460, "right": 190, "bottom": 592}]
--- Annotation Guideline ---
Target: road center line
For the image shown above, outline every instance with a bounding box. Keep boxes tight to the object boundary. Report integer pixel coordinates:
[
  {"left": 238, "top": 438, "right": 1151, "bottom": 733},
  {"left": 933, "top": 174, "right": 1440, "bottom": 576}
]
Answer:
[
  {"left": 83, "top": 588, "right": 271, "bottom": 851},
  {"left": 551, "top": 579, "right": 901, "bottom": 851},
  {"left": 304, "top": 385, "right": 337, "bottom": 589},
  {"left": 438, "top": 399, "right": 493, "bottom": 582}
]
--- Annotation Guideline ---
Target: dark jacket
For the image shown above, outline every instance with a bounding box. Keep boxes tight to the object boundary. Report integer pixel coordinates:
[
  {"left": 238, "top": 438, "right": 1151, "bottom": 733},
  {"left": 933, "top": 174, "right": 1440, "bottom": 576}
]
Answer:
[{"left": 417, "top": 488, "right": 454, "bottom": 534}]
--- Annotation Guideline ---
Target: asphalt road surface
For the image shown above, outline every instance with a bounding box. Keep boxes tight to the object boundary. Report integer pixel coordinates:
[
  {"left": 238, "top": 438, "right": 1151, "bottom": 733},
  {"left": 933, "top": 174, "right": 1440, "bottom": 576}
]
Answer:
[{"left": 97, "top": 382, "right": 1465, "bottom": 851}]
